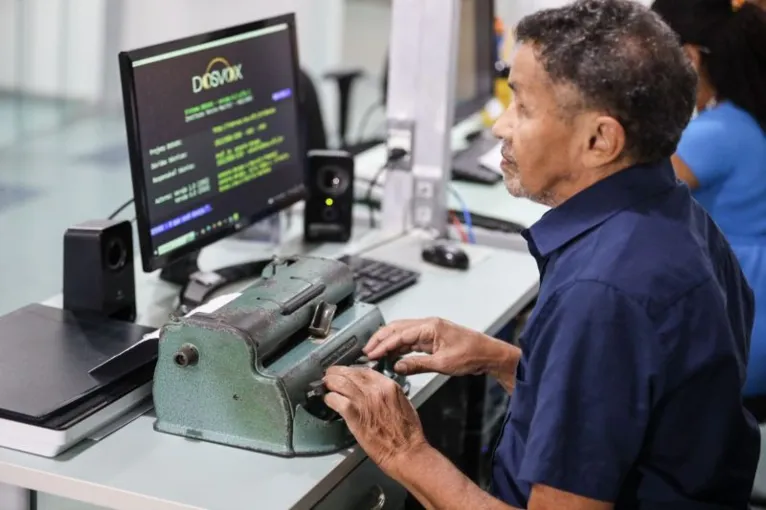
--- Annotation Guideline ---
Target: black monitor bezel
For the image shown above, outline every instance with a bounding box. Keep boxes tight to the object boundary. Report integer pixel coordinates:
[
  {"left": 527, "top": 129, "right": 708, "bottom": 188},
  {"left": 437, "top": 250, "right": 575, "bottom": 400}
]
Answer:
[
  {"left": 454, "top": 0, "right": 497, "bottom": 124},
  {"left": 118, "top": 13, "right": 306, "bottom": 273}
]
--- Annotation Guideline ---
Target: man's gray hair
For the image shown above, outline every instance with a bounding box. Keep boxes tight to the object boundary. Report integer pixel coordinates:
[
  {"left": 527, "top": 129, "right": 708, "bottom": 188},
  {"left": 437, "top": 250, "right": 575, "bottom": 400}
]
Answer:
[{"left": 516, "top": 0, "right": 697, "bottom": 164}]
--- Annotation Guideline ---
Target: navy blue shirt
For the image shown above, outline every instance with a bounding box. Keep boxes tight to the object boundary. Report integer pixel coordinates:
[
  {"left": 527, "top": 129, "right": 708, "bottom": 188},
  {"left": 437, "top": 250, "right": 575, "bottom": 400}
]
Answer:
[{"left": 491, "top": 160, "right": 760, "bottom": 509}]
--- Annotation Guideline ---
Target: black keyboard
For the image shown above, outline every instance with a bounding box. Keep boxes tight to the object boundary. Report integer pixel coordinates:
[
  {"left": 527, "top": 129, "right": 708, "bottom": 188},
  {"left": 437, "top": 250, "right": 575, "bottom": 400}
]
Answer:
[
  {"left": 452, "top": 137, "right": 503, "bottom": 185},
  {"left": 338, "top": 255, "right": 420, "bottom": 304}
]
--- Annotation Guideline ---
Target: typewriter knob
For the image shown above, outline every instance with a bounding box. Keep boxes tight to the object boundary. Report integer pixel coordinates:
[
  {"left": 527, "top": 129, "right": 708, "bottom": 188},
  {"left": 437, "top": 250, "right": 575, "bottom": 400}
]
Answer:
[
  {"left": 305, "top": 380, "right": 341, "bottom": 421},
  {"left": 380, "top": 356, "right": 410, "bottom": 396},
  {"left": 174, "top": 344, "right": 199, "bottom": 367}
]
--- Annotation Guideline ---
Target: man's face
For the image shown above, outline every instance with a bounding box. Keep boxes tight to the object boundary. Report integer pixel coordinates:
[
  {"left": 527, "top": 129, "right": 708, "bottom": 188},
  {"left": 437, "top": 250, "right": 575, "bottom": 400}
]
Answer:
[{"left": 491, "top": 44, "right": 583, "bottom": 205}]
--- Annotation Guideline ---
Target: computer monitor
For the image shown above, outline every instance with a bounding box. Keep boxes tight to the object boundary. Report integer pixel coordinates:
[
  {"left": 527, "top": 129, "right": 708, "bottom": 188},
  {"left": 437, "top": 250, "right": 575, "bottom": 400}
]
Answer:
[
  {"left": 381, "top": 0, "right": 496, "bottom": 124},
  {"left": 454, "top": 0, "right": 497, "bottom": 122},
  {"left": 119, "top": 14, "right": 306, "bottom": 276}
]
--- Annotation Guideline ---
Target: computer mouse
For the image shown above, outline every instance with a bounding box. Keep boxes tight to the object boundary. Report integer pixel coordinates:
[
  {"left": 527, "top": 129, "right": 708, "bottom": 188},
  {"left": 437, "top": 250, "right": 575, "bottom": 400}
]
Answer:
[{"left": 421, "top": 241, "right": 470, "bottom": 270}]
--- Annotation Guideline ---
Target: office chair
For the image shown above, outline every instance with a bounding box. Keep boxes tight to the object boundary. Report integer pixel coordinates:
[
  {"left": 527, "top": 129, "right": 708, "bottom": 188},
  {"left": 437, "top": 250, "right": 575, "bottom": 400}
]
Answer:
[
  {"left": 323, "top": 68, "right": 366, "bottom": 150},
  {"left": 325, "top": 67, "right": 386, "bottom": 155},
  {"left": 300, "top": 68, "right": 386, "bottom": 156},
  {"left": 298, "top": 68, "right": 329, "bottom": 152}
]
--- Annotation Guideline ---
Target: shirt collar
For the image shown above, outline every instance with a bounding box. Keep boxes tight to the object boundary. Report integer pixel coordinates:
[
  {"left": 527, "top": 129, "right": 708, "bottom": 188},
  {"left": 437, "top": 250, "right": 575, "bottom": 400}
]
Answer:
[{"left": 522, "top": 159, "right": 678, "bottom": 258}]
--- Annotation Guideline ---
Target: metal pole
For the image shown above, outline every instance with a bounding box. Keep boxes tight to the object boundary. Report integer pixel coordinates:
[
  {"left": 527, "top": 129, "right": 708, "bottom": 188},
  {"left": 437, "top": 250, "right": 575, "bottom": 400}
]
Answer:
[
  {"left": 58, "top": 0, "right": 70, "bottom": 121},
  {"left": 381, "top": 0, "right": 460, "bottom": 237},
  {"left": 12, "top": 0, "right": 26, "bottom": 142},
  {"left": 0, "top": 482, "right": 31, "bottom": 510},
  {"left": 101, "top": 0, "right": 126, "bottom": 109}
]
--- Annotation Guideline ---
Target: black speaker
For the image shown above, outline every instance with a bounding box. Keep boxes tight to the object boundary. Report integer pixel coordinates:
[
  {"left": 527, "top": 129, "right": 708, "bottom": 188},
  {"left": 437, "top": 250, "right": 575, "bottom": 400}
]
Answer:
[
  {"left": 63, "top": 219, "right": 136, "bottom": 322},
  {"left": 304, "top": 149, "right": 354, "bottom": 243}
]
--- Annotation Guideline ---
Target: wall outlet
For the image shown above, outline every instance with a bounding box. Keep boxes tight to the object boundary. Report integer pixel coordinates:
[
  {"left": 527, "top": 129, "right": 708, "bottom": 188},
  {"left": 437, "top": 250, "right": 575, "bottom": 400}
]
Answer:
[
  {"left": 414, "top": 206, "right": 433, "bottom": 224},
  {"left": 415, "top": 180, "right": 434, "bottom": 199},
  {"left": 386, "top": 118, "right": 416, "bottom": 171}
]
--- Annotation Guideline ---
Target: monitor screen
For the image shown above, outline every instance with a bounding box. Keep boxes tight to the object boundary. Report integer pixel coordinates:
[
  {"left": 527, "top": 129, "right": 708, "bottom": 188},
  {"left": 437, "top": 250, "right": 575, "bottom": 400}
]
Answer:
[
  {"left": 119, "top": 14, "right": 306, "bottom": 272},
  {"left": 381, "top": 0, "right": 495, "bottom": 123},
  {"left": 454, "top": 0, "right": 496, "bottom": 122}
]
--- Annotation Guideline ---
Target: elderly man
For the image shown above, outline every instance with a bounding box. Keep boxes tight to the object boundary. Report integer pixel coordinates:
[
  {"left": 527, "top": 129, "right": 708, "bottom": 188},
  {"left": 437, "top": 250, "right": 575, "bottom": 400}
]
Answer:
[{"left": 323, "top": 0, "right": 760, "bottom": 508}]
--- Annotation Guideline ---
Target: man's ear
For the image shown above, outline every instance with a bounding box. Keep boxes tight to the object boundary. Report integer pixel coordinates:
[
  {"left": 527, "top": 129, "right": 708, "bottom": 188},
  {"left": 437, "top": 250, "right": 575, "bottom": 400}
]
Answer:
[{"left": 582, "top": 115, "right": 626, "bottom": 168}]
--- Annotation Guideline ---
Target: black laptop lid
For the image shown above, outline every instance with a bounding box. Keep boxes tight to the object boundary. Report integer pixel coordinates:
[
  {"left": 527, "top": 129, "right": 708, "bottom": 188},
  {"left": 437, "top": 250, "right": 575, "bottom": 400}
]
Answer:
[{"left": 0, "top": 304, "right": 155, "bottom": 423}]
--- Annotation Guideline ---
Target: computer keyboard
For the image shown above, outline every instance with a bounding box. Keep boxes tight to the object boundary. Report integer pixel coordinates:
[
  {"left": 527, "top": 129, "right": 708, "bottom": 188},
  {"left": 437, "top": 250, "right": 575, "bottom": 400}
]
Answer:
[
  {"left": 337, "top": 255, "right": 420, "bottom": 304},
  {"left": 452, "top": 137, "right": 503, "bottom": 185}
]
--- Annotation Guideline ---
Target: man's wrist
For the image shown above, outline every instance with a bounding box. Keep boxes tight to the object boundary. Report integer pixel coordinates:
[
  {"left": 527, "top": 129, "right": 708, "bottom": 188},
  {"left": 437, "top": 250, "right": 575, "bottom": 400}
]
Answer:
[
  {"left": 482, "top": 337, "right": 520, "bottom": 390},
  {"left": 387, "top": 440, "right": 515, "bottom": 510},
  {"left": 387, "top": 440, "right": 437, "bottom": 483}
]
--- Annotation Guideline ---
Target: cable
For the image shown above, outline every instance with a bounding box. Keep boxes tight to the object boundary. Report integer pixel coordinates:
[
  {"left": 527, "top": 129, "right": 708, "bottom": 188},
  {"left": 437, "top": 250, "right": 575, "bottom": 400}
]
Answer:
[
  {"left": 449, "top": 211, "right": 469, "bottom": 243},
  {"left": 108, "top": 198, "right": 135, "bottom": 220},
  {"left": 355, "top": 101, "right": 383, "bottom": 142},
  {"left": 355, "top": 176, "right": 375, "bottom": 186},
  {"left": 448, "top": 185, "right": 476, "bottom": 244},
  {"left": 366, "top": 165, "right": 387, "bottom": 228},
  {"left": 365, "top": 147, "right": 408, "bottom": 229}
]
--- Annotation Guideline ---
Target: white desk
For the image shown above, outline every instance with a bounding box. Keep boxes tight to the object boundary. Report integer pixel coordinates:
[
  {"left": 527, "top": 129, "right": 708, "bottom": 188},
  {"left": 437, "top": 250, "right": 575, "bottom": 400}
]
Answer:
[
  {"left": 0, "top": 227, "right": 539, "bottom": 510},
  {"left": 0, "top": 115, "right": 545, "bottom": 510}
]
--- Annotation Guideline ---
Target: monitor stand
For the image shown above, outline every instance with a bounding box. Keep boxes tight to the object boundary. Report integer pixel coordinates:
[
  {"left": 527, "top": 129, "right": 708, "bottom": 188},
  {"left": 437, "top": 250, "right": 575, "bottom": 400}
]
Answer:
[
  {"left": 159, "top": 250, "right": 202, "bottom": 286},
  {"left": 159, "top": 250, "right": 279, "bottom": 313}
]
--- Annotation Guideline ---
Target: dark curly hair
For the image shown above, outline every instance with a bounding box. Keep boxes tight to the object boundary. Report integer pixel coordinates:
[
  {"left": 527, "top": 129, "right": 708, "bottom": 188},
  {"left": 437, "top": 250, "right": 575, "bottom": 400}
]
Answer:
[
  {"left": 652, "top": 0, "right": 766, "bottom": 132},
  {"left": 516, "top": 0, "right": 697, "bottom": 164}
]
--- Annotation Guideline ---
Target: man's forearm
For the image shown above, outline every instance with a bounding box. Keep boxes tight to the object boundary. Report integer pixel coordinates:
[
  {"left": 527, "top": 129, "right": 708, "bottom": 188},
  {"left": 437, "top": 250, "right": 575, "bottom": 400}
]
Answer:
[
  {"left": 483, "top": 337, "right": 521, "bottom": 394},
  {"left": 391, "top": 444, "right": 519, "bottom": 510}
]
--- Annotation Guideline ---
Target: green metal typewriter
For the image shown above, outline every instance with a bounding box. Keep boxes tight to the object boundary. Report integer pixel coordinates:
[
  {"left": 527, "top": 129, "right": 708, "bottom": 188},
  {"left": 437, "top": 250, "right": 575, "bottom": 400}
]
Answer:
[{"left": 152, "top": 255, "right": 408, "bottom": 457}]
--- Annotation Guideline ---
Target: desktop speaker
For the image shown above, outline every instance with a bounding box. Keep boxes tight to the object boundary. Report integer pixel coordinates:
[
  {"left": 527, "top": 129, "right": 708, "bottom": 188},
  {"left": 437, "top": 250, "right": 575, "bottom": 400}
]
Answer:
[
  {"left": 304, "top": 149, "right": 354, "bottom": 243},
  {"left": 63, "top": 219, "right": 136, "bottom": 322}
]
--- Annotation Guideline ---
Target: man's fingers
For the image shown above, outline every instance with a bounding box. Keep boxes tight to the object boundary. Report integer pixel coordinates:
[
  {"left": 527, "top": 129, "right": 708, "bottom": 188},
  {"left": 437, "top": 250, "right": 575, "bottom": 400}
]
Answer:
[
  {"left": 363, "top": 319, "right": 425, "bottom": 355},
  {"left": 324, "top": 392, "right": 354, "bottom": 419},
  {"left": 365, "top": 333, "right": 412, "bottom": 360},
  {"left": 350, "top": 366, "right": 384, "bottom": 383},
  {"left": 324, "top": 371, "right": 365, "bottom": 400},
  {"left": 394, "top": 355, "right": 440, "bottom": 375},
  {"left": 325, "top": 365, "right": 353, "bottom": 377},
  {"left": 327, "top": 366, "right": 389, "bottom": 387},
  {"left": 365, "top": 325, "right": 436, "bottom": 360}
]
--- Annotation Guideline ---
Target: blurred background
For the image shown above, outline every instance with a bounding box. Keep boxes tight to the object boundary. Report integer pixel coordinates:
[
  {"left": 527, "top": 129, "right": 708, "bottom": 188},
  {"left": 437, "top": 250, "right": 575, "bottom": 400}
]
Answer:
[{"left": 0, "top": 0, "right": 649, "bottom": 315}]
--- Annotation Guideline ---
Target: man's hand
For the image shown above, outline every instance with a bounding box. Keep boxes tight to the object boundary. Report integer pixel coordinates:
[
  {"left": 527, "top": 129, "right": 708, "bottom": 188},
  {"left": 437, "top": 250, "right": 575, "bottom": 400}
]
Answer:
[
  {"left": 323, "top": 367, "right": 611, "bottom": 510},
  {"left": 323, "top": 365, "right": 427, "bottom": 477},
  {"left": 363, "top": 318, "right": 520, "bottom": 392}
]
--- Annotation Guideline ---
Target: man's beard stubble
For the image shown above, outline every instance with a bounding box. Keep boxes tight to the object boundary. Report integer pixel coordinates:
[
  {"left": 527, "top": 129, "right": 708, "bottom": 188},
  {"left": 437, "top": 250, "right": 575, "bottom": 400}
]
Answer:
[{"left": 502, "top": 160, "right": 557, "bottom": 207}]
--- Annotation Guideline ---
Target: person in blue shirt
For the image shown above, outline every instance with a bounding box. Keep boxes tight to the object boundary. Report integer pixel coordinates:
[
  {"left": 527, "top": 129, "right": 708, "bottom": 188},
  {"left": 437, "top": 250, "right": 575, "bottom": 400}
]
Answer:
[
  {"left": 319, "top": 0, "right": 760, "bottom": 508},
  {"left": 651, "top": 0, "right": 766, "bottom": 418}
]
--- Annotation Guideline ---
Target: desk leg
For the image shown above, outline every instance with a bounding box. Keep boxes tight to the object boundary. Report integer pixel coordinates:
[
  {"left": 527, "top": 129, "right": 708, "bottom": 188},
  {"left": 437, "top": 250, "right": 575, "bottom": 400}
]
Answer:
[{"left": 0, "top": 484, "right": 32, "bottom": 510}]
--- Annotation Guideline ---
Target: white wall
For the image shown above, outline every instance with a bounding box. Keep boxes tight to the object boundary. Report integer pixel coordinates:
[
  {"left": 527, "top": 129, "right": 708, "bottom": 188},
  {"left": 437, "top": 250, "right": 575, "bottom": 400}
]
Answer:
[
  {"left": 295, "top": 0, "right": 346, "bottom": 78},
  {"left": 0, "top": 0, "right": 106, "bottom": 100},
  {"left": 0, "top": 0, "right": 345, "bottom": 116},
  {"left": 0, "top": 0, "right": 18, "bottom": 90},
  {"left": 120, "top": 0, "right": 296, "bottom": 50},
  {"left": 339, "top": 0, "right": 539, "bottom": 79},
  {"left": 22, "top": 0, "right": 66, "bottom": 97},
  {"left": 118, "top": 0, "right": 344, "bottom": 80},
  {"left": 116, "top": 0, "right": 344, "bottom": 137}
]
